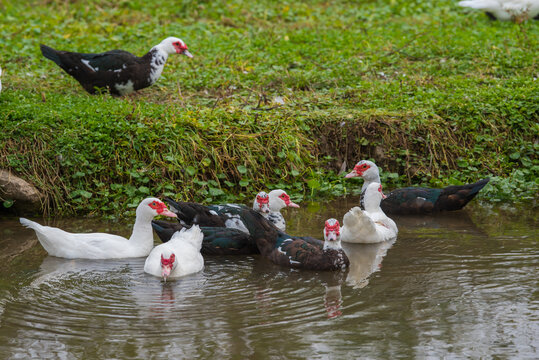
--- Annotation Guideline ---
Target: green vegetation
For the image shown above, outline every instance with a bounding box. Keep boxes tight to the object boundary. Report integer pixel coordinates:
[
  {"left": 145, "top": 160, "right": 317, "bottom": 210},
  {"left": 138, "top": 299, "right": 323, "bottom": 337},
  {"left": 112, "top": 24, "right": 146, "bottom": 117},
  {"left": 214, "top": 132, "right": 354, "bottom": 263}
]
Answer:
[{"left": 0, "top": 0, "right": 537, "bottom": 216}]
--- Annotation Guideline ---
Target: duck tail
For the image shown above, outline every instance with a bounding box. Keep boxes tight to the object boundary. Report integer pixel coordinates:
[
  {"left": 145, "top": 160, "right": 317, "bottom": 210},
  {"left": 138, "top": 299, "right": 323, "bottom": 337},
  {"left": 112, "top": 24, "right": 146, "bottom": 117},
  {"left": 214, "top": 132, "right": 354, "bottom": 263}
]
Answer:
[
  {"left": 20, "top": 217, "right": 39, "bottom": 230},
  {"left": 437, "top": 178, "right": 490, "bottom": 211}
]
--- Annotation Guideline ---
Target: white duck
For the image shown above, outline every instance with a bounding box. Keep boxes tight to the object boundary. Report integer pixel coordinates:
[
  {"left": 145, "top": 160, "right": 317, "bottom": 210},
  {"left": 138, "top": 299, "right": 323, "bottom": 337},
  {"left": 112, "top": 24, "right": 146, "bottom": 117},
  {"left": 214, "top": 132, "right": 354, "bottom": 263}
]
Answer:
[
  {"left": 458, "top": 0, "right": 539, "bottom": 21},
  {"left": 144, "top": 225, "right": 204, "bottom": 281},
  {"left": 340, "top": 182, "right": 398, "bottom": 244},
  {"left": 20, "top": 197, "right": 177, "bottom": 259},
  {"left": 252, "top": 189, "right": 300, "bottom": 231}
]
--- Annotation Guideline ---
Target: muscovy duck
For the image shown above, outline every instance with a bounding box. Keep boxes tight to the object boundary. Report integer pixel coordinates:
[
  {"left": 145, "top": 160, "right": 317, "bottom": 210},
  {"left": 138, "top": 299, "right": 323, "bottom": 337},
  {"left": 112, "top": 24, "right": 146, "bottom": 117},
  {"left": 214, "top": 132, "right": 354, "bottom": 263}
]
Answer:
[
  {"left": 19, "top": 198, "right": 177, "bottom": 259},
  {"left": 151, "top": 220, "right": 258, "bottom": 255},
  {"left": 340, "top": 183, "right": 398, "bottom": 244},
  {"left": 345, "top": 160, "right": 490, "bottom": 215},
  {"left": 255, "top": 218, "right": 349, "bottom": 271},
  {"left": 40, "top": 37, "right": 193, "bottom": 95},
  {"left": 144, "top": 225, "right": 204, "bottom": 281},
  {"left": 458, "top": 0, "right": 539, "bottom": 21},
  {"left": 163, "top": 190, "right": 298, "bottom": 236},
  {"left": 252, "top": 190, "right": 300, "bottom": 231}
]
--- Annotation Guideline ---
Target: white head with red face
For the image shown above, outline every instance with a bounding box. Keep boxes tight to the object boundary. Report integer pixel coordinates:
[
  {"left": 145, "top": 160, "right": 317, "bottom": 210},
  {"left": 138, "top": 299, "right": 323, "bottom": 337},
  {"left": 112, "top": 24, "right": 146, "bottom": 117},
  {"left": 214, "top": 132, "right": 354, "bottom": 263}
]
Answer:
[
  {"left": 323, "top": 218, "right": 342, "bottom": 250},
  {"left": 253, "top": 191, "right": 271, "bottom": 214},
  {"left": 345, "top": 160, "right": 381, "bottom": 183},
  {"left": 268, "top": 189, "right": 300, "bottom": 212},
  {"left": 160, "top": 250, "right": 177, "bottom": 281},
  {"left": 137, "top": 197, "right": 177, "bottom": 220},
  {"left": 158, "top": 37, "right": 193, "bottom": 58}
]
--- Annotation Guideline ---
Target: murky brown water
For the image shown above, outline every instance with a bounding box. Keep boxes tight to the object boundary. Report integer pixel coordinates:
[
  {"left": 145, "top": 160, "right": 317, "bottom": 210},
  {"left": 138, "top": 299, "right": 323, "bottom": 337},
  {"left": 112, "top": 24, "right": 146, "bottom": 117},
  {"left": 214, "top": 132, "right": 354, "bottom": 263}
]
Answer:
[{"left": 0, "top": 197, "right": 537, "bottom": 359}]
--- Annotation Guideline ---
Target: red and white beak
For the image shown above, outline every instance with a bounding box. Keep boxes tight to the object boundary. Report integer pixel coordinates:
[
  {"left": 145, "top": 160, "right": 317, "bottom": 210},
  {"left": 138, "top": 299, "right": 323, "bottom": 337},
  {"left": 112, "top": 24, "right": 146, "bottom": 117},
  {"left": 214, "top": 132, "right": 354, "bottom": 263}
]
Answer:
[
  {"left": 161, "top": 208, "right": 177, "bottom": 218},
  {"left": 182, "top": 49, "right": 193, "bottom": 58},
  {"left": 287, "top": 201, "right": 300, "bottom": 208},
  {"left": 345, "top": 170, "right": 358, "bottom": 178},
  {"left": 161, "top": 266, "right": 172, "bottom": 281}
]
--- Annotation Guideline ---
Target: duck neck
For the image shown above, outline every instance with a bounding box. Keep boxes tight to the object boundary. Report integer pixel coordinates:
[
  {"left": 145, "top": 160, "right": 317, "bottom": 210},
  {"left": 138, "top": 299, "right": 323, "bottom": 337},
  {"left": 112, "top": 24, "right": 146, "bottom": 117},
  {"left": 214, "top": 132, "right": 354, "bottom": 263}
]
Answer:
[
  {"left": 324, "top": 241, "right": 342, "bottom": 251},
  {"left": 129, "top": 212, "right": 155, "bottom": 248},
  {"left": 362, "top": 172, "right": 381, "bottom": 193},
  {"left": 146, "top": 47, "right": 169, "bottom": 85},
  {"left": 363, "top": 196, "right": 381, "bottom": 213}
]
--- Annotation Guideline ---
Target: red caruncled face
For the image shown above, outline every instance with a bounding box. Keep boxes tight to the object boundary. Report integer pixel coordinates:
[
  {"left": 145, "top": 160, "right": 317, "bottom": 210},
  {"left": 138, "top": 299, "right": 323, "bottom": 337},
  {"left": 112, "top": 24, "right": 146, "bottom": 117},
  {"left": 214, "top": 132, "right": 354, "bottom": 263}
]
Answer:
[
  {"left": 354, "top": 162, "right": 370, "bottom": 176},
  {"left": 378, "top": 184, "right": 387, "bottom": 199},
  {"left": 149, "top": 200, "right": 168, "bottom": 214},
  {"left": 256, "top": 194, "right": 269, "bottom": 205},
  {"left": 279, "top": 193, "right": 291, "bottom": 205},
  {"left": 161, "top": 253, "right": 175, "bottom": 267},
  {"left": 173, "top": 41, "right": 188, "bottom": 53},
  {"left": 325, "top": 220, "right": 340, "bottom": 237}
]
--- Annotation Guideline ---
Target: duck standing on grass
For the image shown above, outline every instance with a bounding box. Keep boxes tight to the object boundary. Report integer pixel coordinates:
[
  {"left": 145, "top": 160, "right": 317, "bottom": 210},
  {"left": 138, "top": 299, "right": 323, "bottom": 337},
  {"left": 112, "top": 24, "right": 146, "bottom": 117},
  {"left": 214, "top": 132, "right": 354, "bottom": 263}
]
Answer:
[{"left": 40, "top": 37, "right": 193, "bottom": 95}]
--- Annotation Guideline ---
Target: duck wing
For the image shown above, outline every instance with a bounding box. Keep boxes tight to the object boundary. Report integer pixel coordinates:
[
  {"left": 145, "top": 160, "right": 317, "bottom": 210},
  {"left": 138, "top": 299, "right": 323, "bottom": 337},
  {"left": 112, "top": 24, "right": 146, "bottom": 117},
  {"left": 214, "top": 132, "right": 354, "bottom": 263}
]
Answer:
[
  {"left": 164, "top": 198, "right": 227, "bottom": 227},
  {"left": 151, "top": 220, "right": 258, "bottom": 255},
  {"left": 434, "top": 178, "right": 490, "bottom": 211},
  {"left": 265, "top": 232, "right": 349, "bottom": 271}
]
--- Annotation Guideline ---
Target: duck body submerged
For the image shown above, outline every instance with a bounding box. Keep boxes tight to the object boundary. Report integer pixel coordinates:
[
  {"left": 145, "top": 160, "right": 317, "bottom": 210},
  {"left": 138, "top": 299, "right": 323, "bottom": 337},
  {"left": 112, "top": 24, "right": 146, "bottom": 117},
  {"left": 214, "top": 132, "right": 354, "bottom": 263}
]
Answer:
[
  {"left": 341, "top": 183, "right": 398, "bottom": 244},
  {"left": 20, "top": 198, "right": 177, "bottom": 259},
  {"left": 380, "top": 180, "right": 489, "bottom": 214},
  {"left": 151, "top": 220, "right": 257, "bottom": 256},
  {"left": 254, "top": 218, "right": 349, "bottom": 271},
  {"left": 346, "top": 160, "right": 489, "bottom": 215},
  {"left": 155, "top": 191, "right": 298, "bottom": 255},
  {"left": 144, "top": 226, "right": 204, "bottom": 280}
]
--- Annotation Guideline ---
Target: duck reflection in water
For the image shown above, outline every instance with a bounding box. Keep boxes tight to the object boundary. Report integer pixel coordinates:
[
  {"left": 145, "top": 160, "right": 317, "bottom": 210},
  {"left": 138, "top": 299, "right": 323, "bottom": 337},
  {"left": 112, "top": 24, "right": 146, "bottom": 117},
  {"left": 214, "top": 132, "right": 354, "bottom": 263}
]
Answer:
[
  {"left": 251, "top": 259, "right": 347, "bottom": 320},
  {"left": 342, "top": 239, "right": 396, "bottom": 288}
]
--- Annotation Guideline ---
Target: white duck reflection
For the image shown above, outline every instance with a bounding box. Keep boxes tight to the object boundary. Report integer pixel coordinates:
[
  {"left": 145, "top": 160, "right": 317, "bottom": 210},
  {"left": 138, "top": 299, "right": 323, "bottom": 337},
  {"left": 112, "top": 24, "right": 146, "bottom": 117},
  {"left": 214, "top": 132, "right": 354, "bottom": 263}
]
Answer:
[
  {"left": 342, "top": 239, "right": 396, "bottom": 289},
  {"left": 30, "top": 255, "right": 205, "bottom": 320}
]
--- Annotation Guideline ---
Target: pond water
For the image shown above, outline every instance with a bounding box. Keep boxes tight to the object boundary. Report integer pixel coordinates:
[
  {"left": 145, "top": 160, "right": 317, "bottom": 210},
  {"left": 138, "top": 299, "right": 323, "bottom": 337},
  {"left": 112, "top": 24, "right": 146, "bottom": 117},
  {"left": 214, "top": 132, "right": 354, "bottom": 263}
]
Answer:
[{"left": 0, "top": 197, "right": 537, "bottom": 359}]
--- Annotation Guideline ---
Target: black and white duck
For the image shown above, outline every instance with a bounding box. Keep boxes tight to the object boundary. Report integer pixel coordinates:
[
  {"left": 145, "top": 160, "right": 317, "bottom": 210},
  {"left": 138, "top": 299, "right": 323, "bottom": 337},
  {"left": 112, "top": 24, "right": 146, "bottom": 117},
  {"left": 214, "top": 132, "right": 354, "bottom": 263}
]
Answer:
[{"left": 40, "top": 37, "right": 192, "bottom": 95}]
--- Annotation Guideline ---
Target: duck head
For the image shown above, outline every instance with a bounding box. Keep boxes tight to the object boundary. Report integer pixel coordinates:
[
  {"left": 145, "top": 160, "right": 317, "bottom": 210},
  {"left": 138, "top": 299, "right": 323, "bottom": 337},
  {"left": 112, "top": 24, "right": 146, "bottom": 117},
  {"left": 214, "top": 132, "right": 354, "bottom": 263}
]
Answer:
[
  {"left": 160, "top": 251, "right": 177, "bottom": 282},
  {"left": 345, "top": 160, "right": 380, "bottom": 182},
  {"left": 363, "top": 182, "right": 386, "bottom": 211},
  {"left": 157, "top": 37, "right": 193, "bottom": 58},
  {"left": 253, "top": 191, "right": 270, "bottom": 214},
  {"left": 268, "top": 189, "right": 300, "bottom": 212},
  {"left": 137, "top": 197, "right": 177, "bottom": 220},
  {"left": 323, "top": 218, "right": 342, "bottom": 250}
]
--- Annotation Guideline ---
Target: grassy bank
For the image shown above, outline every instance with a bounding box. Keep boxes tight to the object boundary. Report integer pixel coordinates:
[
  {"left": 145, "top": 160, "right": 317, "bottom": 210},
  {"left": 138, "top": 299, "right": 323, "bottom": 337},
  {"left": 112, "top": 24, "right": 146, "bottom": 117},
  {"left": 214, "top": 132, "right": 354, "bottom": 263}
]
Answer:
[{"left": 0, "top": 0, "right": 537, "bottom": 216}]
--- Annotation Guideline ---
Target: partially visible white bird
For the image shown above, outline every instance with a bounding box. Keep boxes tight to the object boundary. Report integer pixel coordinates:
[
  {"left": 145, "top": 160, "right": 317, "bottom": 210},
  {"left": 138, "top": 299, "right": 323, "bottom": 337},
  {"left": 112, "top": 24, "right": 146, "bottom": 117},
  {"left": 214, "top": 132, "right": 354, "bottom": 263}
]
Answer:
[
  {"left": 458, "top": 0, "right": 539, "bottom": 22},
  {"left": 20, "top": 197, "right": 177, "bottom": 259},
  {"left": 144, "top": 225, "right": 204, "bottom": 281},
  {"left": 340, "top": 182, "right": 398, "bottom": 244}
]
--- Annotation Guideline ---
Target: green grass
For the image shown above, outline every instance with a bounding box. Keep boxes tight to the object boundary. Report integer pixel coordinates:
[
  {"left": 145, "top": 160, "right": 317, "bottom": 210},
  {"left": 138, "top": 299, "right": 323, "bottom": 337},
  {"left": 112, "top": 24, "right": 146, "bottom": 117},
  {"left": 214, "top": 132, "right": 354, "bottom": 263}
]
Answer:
[{"left": 0, "top": 0, "right": 537, "bottom": 216}]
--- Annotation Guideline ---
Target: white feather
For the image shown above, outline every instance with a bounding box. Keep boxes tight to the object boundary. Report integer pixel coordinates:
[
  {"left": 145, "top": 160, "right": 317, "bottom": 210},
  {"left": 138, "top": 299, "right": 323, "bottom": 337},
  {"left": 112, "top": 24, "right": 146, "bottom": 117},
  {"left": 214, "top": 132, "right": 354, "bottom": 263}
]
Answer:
[{"left": 143, "top": 226, "right": 204, "bottom": 279}]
